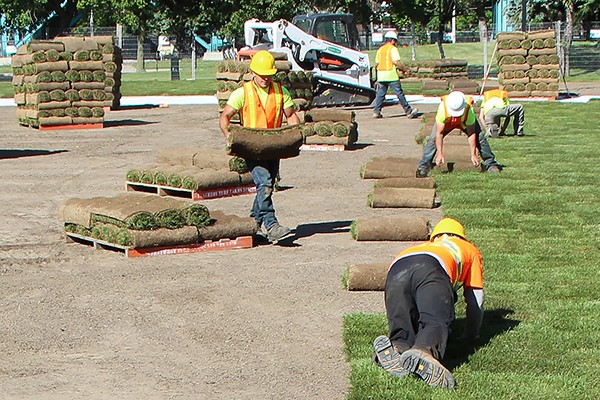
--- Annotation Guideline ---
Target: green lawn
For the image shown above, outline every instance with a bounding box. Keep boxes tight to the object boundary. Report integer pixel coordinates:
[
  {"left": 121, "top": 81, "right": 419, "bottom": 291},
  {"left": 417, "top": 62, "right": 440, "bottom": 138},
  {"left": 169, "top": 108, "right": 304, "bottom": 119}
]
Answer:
[{"left": 343, "top": 101, "right": 600, "bottom": 399}]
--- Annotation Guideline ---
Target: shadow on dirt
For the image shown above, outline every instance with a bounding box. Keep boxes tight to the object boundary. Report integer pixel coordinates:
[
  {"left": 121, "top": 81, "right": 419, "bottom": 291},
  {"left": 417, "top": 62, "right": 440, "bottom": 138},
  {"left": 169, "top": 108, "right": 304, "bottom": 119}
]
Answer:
[
  {"left": 294, "top": 220, "right": 352, "bottom": 239},
  {"left": 104, "top": 119, "right": 159, "bottom": 128},
  {"left": 113, "top": 105, "right": 161, "bottom": 111},
  {"left": 0, "top": 149, "right": 68, "bottom": 160},
  {"left": 444, "top": 307, "right": 520, "bottom": 371}
]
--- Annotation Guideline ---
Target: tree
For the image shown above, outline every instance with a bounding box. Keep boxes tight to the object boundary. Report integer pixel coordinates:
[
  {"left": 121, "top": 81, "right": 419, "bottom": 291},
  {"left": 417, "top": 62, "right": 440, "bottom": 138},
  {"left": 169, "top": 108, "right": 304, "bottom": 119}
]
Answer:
[{"left": 0, "top": 0, "right": 80, "bottom": 38}]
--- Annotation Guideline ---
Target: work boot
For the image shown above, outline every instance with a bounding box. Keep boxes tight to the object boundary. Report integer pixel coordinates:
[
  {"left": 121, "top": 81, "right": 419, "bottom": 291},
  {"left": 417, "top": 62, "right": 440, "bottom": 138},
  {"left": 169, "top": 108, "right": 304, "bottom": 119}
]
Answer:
[
  {"left": 416, "top": 168, "right": 429, "bottom": 178},
  {"left": 266, "top": 224, "right": 293, "bottom": 244},
  {"left": 486, "top": 165, "right": 501, "bottom": 174},
  {"left": 373, "top": 336, "right": 409, "bottom": 378},
  {"left": 400, "top": 348, "right": 455, "bottom": 389},
  {"left": 407, "top": 108, "right": 419, "bottom": 119},
  {"left": 372, "top": 112, "right": 383, "bottom": 119}
]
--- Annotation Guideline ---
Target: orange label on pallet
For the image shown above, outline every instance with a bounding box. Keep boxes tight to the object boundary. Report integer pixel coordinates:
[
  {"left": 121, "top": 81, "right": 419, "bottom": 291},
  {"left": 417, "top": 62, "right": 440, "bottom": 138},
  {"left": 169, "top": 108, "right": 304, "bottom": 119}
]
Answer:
[
  {"left": 39, "top": 123, "right": 104, "bottom": 131},
  {"left": 126, "top": 236, "right": 254, "bottom": 257},
  {"left": 192, "top": 185, "right": 256, "bottom": 200}
]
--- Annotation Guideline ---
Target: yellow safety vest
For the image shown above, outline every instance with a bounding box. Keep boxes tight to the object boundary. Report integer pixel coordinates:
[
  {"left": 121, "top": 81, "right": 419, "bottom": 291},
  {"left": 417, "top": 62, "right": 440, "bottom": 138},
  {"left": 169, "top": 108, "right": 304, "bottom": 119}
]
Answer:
[
  {"left": 376, "top": 43, "right": 395, "bottom": 71},
  {"left": 241, "top": 81, "right": 284, "bottom": 128}
]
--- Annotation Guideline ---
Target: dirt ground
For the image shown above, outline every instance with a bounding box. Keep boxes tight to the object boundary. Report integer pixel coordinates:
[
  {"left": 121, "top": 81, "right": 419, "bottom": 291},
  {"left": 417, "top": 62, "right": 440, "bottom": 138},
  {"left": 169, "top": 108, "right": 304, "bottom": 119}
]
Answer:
[{"left": 0, "top": 100, "right": 443, "bottom": 399}]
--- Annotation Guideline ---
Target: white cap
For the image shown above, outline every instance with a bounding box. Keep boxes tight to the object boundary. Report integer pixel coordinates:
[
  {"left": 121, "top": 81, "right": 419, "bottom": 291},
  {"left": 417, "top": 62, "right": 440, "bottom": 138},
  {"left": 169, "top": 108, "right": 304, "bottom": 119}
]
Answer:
[
  {"left": 384, "top": 31, "right": 398, "bottom": 41},
  {"left": 446, "top": 91, "right": 467, "bottom": 117}
]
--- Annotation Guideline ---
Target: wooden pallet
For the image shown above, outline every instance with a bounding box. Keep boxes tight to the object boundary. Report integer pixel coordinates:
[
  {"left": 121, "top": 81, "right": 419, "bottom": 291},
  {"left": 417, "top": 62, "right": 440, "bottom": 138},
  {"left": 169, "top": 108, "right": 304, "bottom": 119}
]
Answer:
[
  {"left": 39, "top": 123, "right": 104, "bottom": 131},
  {"left": 125, "top": 181, "right": 256, "bottom": 201},
  {"left": 300, "top": 144, "right": 346, "bottom": 152},
  {"left": 65, "top": 232, "right": 253, "bottom": 258}
]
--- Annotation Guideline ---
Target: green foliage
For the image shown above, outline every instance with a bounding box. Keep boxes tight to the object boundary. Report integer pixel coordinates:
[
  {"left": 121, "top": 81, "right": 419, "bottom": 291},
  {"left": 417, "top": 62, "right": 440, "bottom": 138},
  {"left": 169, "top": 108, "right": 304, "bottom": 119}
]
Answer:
[{"left": 343, "top": 101, "right": 600, "bottom": 399}]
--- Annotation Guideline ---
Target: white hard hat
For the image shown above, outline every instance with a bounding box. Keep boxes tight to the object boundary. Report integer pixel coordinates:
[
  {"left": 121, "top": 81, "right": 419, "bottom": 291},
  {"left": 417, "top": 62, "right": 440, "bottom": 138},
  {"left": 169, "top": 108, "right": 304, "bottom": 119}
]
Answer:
[
  {"left": 384, "top": 31, "right": 398, "bottom": 40},
  {"left": 446, "top": 91, "right": 467, "bottom": 117}
]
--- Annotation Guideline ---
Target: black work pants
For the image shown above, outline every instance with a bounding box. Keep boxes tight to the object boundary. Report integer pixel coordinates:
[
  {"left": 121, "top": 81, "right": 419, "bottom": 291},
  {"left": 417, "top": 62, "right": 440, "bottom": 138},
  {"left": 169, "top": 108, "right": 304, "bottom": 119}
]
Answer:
[{"left": 384, "top": 254, "right": 455, "bottom": 360}]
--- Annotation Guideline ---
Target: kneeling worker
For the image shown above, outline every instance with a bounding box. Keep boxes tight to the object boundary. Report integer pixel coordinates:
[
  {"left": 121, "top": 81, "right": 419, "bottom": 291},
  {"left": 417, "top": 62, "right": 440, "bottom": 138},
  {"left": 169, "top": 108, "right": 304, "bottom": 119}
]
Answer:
[
  {"left": 479, "top": 89, "right": 525, "bottom": 138},
  {"left": 416, "top": 91, "right": 501, "bottom": 177},
  {"left": 373, "top": 218, "right": 484, "bottom": 389}
]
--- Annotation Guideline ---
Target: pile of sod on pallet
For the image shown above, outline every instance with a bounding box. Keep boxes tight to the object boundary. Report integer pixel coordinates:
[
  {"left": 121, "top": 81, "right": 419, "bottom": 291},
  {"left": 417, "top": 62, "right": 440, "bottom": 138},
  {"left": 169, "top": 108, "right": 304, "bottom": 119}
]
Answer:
[
  {"left": 301, "top": 109, "right": 358, "bottom": 147},
  {"left": 126, "top": 148, "right": 253, "bottom": 191},
  {"left": 496, "top": 29, "right": 560, "bottom": 98},
  {"left": 59, "top": 193, "right": 257, "bottom": 248},
  {"left": 404, "top": 59, "right": 468, "bottom": 80},
  {"left": 215, "top": 53, "right": 317, "bottom": 114},
  {"left": 11, "top": 36, "right": 122, "bottom": 128}
]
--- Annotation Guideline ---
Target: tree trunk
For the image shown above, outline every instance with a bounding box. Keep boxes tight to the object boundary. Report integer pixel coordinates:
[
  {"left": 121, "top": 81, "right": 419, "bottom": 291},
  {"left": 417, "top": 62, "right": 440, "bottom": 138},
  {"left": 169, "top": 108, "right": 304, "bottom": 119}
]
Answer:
[
  {"left": 437, "top": 23, "right": 446, "bottom": 59},
  {"left": 564, "top": 3, "right": 574, "bottom": 77},
  {"left": 476, "top": 3, "right": 487, "bottom": 43},
  {"left": 410, "top": 23, "right": 417, "bottom": 61},
  {"left": 136, "top": 28, "right": 146, "bottom": 73}
]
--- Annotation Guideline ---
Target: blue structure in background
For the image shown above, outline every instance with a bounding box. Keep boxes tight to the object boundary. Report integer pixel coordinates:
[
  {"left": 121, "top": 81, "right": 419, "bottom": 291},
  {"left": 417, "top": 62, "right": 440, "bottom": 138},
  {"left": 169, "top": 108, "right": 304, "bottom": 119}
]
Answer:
[{"left": 493, "top": 0, "right": 512, "bottom": 34}]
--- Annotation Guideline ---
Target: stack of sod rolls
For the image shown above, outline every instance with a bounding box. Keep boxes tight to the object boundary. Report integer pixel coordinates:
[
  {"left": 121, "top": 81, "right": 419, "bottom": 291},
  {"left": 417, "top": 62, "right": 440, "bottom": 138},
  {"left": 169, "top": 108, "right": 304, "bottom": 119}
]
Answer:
[
  {"left": 215, "top": 60, "right": 249, "bottom": 113},
  {"left": 11, "top": 36, "right": 123, "bottom": 128},
  {"left": 405, "top": 59, "right": 468, "bottom": 80},
  {"left": 496, "top": 30, "right": 560, "bottom": 98},
  {"left": 59, "top": 193, "right": 257, "bottom": 248},
  {"left": 126, "top": 148, "right": 253, "bottom": 190},
  {"left": 302, "top": 109, "right": 358, "bottom": 147}
]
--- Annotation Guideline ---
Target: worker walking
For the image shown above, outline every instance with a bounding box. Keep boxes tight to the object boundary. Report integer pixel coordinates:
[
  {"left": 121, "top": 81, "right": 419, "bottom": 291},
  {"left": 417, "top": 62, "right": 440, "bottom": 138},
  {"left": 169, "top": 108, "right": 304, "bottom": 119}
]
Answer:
[
  {"left": 372, "top": 31, "right": 418, "bottom": 119},
  {"left": 416, "top": 91, "right": 501, "bottom": 177},
  {"left": 479, "top": 89, "right": 525, "bottom": 138},
  {"left": 373, "top": 218, "right": 485, "bottom": 389},
  {"left": 219, "top": 50, "right": 300, "bottom": 244}
]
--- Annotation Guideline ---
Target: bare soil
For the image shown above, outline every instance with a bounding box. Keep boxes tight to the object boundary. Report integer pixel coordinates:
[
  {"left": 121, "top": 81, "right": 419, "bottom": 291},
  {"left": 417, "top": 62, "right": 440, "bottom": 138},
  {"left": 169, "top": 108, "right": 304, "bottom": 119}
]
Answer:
[{"left": 0, "top": 101, "right": 442, "bottom": 400}]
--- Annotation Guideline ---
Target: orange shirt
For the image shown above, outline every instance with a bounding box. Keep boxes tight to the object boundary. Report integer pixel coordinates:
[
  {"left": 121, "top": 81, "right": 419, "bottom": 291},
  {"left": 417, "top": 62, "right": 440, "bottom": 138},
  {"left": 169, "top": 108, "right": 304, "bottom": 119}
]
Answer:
[{"left": 391, "top": 236, "right": 483, "bottom": 289}]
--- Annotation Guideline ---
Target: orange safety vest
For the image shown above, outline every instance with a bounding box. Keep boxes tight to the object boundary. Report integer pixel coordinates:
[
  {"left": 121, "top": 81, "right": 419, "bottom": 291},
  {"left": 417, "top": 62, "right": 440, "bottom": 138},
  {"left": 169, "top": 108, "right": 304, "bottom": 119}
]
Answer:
[
  {"left": 441, "top": 95, "right": 474, "bottom": 132},
  {"left": 376, "top": 43, "right": 395, "bottom": 71},
  {"left": 241, "top": 81, "right": 284, "bottom": 128},
  {"left": 390, "top": 236, "right": 484, "bottom": 290},
  {"left": 483, "top": 89, "right": 508, "bottom": 103}
]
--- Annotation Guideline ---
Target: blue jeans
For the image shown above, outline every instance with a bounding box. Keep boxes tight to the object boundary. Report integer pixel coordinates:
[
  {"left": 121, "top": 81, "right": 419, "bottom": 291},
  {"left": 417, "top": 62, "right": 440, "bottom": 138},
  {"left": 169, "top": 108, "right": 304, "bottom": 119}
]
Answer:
[
  {"left": 248, "top": 159, "right": 280, "bottom": 230},
  {"left": 373, "top": 80, "right": 412, "bottom": 114},
  {"left": 417, "top": 122, "right": 499, "bottom": 171}
]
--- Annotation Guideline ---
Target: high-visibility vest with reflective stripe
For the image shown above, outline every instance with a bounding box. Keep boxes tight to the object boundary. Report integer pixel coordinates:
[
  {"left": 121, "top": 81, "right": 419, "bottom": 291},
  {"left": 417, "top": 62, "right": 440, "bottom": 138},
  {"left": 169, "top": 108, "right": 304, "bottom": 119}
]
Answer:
[
  {"left": 389, "top": 235, "right": 484, "bottom": 290},
  {"left": 241, "top": 81, "right": 284, "bottom": 128},
  {"left": 483, "top": 89, "right": 508, "bottom": 103},
  {"left": 376, "top": 43, "right": 395, "bottom": 71},
  {"left": 440, "top": 95, "right": 474, "bottom": 131}
]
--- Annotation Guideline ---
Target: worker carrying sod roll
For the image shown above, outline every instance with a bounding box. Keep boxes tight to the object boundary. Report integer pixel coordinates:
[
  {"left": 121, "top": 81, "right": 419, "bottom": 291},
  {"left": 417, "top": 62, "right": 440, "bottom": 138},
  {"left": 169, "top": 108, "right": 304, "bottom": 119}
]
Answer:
[{"left": 218, "top": 50, "right": 301, "bottom": 245}]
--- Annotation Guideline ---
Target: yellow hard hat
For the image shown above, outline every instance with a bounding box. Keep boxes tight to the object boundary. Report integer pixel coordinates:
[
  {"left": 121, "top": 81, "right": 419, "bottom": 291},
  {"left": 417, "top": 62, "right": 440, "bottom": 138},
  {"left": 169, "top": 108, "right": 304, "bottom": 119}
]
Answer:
[
  {"left": 430, "top": 218, "right": 466, "bottom": 241},
  {"left": 250, "top": 50, "right": 277, "bottom": 76}
]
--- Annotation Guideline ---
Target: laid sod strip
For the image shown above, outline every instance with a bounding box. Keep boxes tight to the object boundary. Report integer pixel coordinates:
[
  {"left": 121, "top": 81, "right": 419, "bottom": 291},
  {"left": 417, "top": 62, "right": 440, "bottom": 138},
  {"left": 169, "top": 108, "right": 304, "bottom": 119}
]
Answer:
[{"left": 343, "top": 102, "right": 600, "bottom": 400}]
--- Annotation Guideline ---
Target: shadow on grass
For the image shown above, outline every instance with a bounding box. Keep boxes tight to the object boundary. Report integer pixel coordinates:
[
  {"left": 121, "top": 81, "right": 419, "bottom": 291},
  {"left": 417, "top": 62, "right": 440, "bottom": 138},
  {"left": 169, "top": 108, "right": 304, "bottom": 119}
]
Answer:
[
  {"left": 444, "top": 307, "right": 519, "bottom": 371},
  {"left": 0, "top": 149, "right": 68, "bottom": 160},
  {"left": 103, "top": 119, "right": 158, "bottom": 128}
]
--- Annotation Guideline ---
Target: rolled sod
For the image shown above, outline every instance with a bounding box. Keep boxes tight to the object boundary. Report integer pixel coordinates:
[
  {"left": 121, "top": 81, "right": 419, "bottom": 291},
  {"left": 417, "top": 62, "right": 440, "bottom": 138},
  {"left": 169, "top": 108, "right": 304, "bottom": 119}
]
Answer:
[
  {"left": 72, "top": 82, "right": 106, "bottom": 90},
  {"left": 59, "top": 52, "right": 73, "bottom": 61},
  {"left": 314, "top": 121, "right": 333, "bottom": 137},
  {"left": 31, "top": 50, "right": 47, "bottom": 63},
  {"left": 65, "top": 89, "right": 80, "bottom": 101},
  {"left": 91, "top": 107, "right": 105, "bottom": 117},
  {"left": 74, "top": 50, "right": 90, "bottom": 61},
  {"left": 36, "top": 100, "right": 70, "bottom": 110},
  {"left": 27, "top": 41, "right": 65, "bottom": 53},
  {"left": 50, "top": 108, "right": 66, "bottom": 117},
  {"left": 360, "top": 158, "right": 419, "bottom": 179},
  {"left": 79, "top": 89, "right": 94, "bottom": 100},
  {"left": 369, "top": 187, "right": 436, "bottom": 209},
  {"left": 155, "top": 209, "right": 186, "bottom": 229},
  {"left": 228, "top": 124, "right": 304, "bottom": 160},
  {"left": 229, "top": 156, "right": 248, "bottom": 173},
  {"left": 72, "top": 100, "right": 106, "bottom": 108},
  {"left": 197, "top": 210, "right": 258, "bottom": 241},
  {"left": 375, "top": 177, "right": 436, "bottom": 189},
  {"left": 304, "top": 135, "right": 352, "bottom": 146},
  {"left": 78, "top": 106, "right": 93, "bottom": 118},
  {"left": 528, "top": 29, "right": 555, "bottom": 39},
  {"left": 300, "top": 122, "right": 315, "bottom": 137},
  {"left": 127, "top": 226, "right": 199, "bottom": 248},
  {"left": 305, "top": 109, "right": 355, "bottom": 123},
  {"left": 331, "top": 121, "right": 355, "bottom": 137},
  {"left": 346, "top": 263, "right": 389, "bottom": 291},
  {"left": 65, "top": 107, "right": 79, "bottom": 117},
  {"left": 101, "top": 43, "right": 115, "bottom": 54},
  {"left": 178, "top": 168, "right": 244, "bottom": 190},
  {"left": 89, "top": 50, "right": 103, "bottom": 61},
  {"left": 31, "top": 61, "right": 69, "bottom": 73},
  {"left": 38, "top": 116, "right": 72, "bottom": 126},
  {"left": 65, "top": 70, "right": 81, "bottom": 82},
  {"left": 350, "top": 216, "right": 429, "bottom": 241},
  {"left": 71, "top": 117, "right": 104, "bottom": 125},
  {"left": 70, "top": 61, "right": 105, "bottom": 70},
  {"left": 79, "top": 70, "right": 94, "bottom": 82},
  {"left": 183, "top": 204, "right": 211, "bottom": 228}
]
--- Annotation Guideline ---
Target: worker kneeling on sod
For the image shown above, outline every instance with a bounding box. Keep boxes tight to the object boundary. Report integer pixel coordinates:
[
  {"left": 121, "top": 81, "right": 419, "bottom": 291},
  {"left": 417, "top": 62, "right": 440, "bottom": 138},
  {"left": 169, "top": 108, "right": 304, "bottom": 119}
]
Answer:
[{"left": 373, "top": 218, "right": 485, "bottom": 389}]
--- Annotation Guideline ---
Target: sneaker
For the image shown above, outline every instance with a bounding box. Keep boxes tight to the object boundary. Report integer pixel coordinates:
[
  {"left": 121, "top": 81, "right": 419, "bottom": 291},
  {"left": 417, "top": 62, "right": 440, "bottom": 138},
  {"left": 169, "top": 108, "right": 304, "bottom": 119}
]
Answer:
[
  {"left": 266, "top": 224, "right": 293, "bottom": 244},
  {"left": 373, "top": 112, "right": 383, "bottom": 119},
  {"left": 516, "top": 132, "right": 525, "bottom": 137},
  {"left": 373, "top": 336, "right": 409, "bottom": 378},
  {"left": 399, "top": 349, "right": 455, "bottom": 389},
  {"left": 416, "top": 168, "right": 429, "bottom": 178},
  {"left": 407, "top": 108, "right": 419, "bottom": 119},
  {"left": 486, "top": 165, "right": 501, "bottom": 174}
]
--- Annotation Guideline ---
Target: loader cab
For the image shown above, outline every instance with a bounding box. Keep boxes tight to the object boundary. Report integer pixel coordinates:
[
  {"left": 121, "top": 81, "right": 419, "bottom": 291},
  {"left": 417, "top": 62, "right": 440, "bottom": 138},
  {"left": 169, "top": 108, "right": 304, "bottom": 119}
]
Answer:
[{"left": 292, "top": 14, "right": 362, "bottom": 51}]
